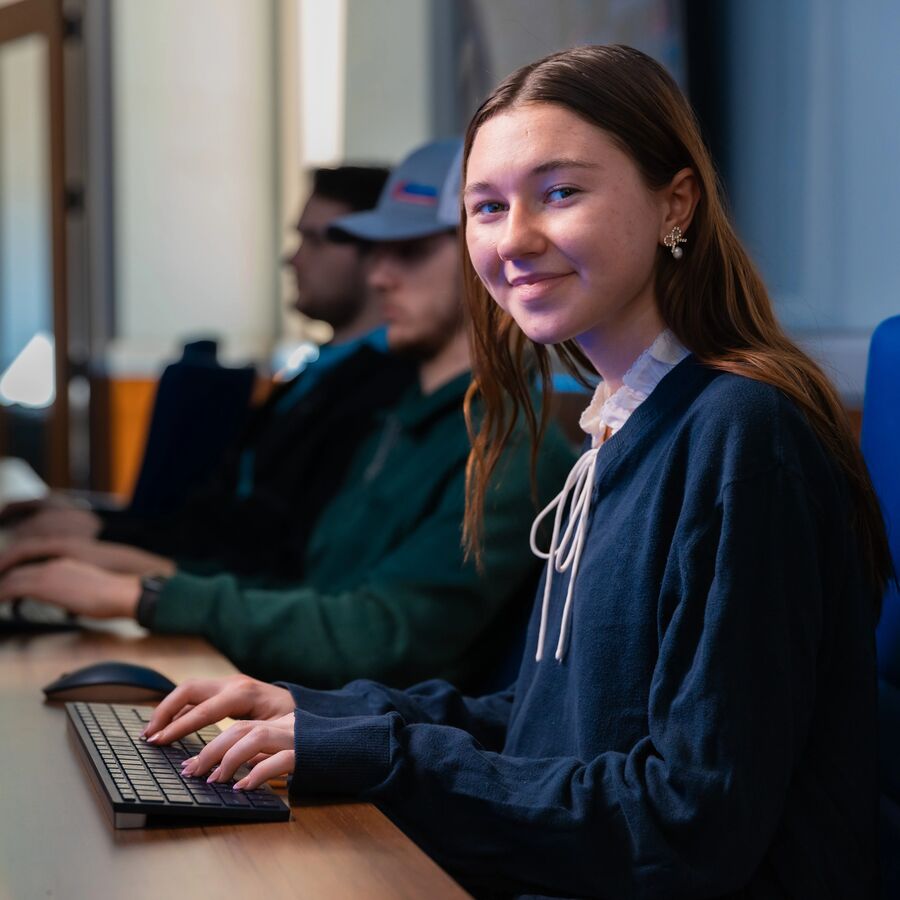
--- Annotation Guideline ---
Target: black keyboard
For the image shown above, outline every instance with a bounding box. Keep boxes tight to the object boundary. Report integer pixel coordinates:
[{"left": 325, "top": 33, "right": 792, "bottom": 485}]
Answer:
[{"left": 66, "top": 701, "right": 291, "bottom": 828}]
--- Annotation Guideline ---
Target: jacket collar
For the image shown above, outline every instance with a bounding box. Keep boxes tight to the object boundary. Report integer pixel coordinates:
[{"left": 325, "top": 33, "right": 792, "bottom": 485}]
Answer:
[{"left": 393, "top": 370, "right": 472, "bottom": 432}]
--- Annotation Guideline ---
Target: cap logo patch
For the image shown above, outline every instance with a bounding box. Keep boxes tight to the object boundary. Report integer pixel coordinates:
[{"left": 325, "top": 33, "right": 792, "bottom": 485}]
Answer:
[{"left": 391, "top": 181, "right": 438, "bottom": 206}]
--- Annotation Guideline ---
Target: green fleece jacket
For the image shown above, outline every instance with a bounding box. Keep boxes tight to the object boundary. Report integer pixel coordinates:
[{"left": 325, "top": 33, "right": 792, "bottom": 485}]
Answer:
[{"left": 150, "top": 373, "right": 575, "bottom": 688}]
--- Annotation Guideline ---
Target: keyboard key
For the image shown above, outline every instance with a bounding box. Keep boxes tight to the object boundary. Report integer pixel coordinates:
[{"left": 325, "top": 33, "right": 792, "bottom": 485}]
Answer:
[{"left": 249, "top": 794, "right": 285, "bottom": 808}]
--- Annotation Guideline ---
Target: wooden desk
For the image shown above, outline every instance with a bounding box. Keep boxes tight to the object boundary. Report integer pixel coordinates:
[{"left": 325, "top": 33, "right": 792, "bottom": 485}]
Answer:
[{"left": 0, "top": 624, "right": 469, "bottom": 899}]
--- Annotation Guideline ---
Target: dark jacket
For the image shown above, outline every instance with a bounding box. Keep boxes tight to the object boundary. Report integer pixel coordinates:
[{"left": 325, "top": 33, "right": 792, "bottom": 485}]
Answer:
[{"left": 100, "top": 344, "right": 416, "bottom": 577}]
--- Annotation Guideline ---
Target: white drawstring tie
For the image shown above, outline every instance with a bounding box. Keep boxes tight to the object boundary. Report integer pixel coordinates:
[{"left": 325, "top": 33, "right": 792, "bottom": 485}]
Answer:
[
  {"left": 529, "top": 446, "right": 599, "bottom": 662},
  {"left": 528, "top": 332, "right": 689, "bottom": 663}
]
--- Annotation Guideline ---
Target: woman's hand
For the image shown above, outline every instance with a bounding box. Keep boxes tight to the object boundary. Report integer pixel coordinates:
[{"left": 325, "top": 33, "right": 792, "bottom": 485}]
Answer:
[
  {"left": 0, "top": 536, "right": 175, "bottom": 578},
  {"left": 143, "top": 674, "right": 295, "bottom": 745},
  {"left": 0, "top": 558, "right": 141, "bottom": 618},
  {"left": 180, "top": 713, "right": 296, "bottom": 791}
]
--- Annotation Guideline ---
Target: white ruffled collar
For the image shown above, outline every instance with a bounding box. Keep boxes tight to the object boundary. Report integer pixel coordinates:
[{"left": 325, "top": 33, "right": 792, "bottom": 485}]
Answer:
[{"left": 579, "top": 330, "right": 689, "bottom": 447}]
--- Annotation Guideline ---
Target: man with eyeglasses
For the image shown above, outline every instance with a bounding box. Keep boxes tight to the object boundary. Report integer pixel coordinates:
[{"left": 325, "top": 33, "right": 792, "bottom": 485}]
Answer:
[{"left": 5, "top": 166, "right": 416, "bottom": 577}]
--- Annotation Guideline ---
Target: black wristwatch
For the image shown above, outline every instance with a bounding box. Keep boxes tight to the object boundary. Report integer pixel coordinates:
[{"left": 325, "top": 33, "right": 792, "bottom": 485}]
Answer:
[{"left": 136, "top": 574, "right": 169, "bottom": 628}]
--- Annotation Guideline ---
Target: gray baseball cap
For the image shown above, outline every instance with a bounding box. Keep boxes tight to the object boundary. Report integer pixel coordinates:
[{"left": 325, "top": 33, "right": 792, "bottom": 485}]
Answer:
[{"left": 329, "top": 138, "right": 463, "bottom": 242}]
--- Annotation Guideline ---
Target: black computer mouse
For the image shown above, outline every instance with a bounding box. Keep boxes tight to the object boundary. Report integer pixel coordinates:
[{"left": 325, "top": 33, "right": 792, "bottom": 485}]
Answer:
[{"left": 42, "top": 660, "right": 177, "bottom": 703}]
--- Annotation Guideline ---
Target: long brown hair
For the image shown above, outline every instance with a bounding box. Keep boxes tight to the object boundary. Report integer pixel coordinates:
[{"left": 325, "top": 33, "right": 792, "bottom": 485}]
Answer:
[{"left": 462, "top": 44, "right": 892, "bottom": 602}]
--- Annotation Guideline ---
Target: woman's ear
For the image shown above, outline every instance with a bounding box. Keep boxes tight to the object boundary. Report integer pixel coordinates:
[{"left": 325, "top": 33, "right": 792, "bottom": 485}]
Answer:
[{"left": 660, "top": 167, "right": 700, "bottom": 239}]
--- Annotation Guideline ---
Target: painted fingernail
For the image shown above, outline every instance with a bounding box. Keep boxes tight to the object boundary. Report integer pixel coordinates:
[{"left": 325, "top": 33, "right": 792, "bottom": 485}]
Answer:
[{"left": 147, "top": 731, "right": 164, "bottom": 744}]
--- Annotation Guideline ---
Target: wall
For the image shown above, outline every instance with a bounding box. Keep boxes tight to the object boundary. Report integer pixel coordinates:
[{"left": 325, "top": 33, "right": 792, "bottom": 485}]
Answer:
[
  {"left": 111, "top": 0, "right": 278, "bottom": 360},
  {"left": 725, "top": 0, "right": 900, "bottom": 402},
  {"left": 342, "top": 0, "right": 432, "bottom": 163},
  {"left": 471, "top": 0, "right": 685, "bottom": 87},
  {"left": 0, "top": 34, "right": 51, "bottom": 371},
  {"left": 727, "top": 0, "right": 900, "bottom": 335}
]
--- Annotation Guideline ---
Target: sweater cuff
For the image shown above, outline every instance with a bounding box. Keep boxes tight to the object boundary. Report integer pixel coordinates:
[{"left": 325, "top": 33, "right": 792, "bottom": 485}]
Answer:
[
  {"left": 289, "top": 708, "right": 393, "bottom": 797},
  {"left": 150, "top": 571, "right": 219, "bottom": 634},
  {"left": 275, "top": 679, "right": 383, "bottom": 719}
]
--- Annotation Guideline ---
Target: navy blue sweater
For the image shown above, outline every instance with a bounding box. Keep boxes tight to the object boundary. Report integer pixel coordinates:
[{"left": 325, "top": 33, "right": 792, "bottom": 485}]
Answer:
[{"left": 282, "top": 359, "right": 879, "bottom": 898}]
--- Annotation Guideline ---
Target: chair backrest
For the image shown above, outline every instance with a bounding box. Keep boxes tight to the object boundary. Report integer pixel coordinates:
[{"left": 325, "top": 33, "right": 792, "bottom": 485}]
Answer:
[
  {"left": 861, "top": 315, "right": 900, "bottom": 686},
  {"left": 128, "top": 339, "right": 256, "bottom": 518}
]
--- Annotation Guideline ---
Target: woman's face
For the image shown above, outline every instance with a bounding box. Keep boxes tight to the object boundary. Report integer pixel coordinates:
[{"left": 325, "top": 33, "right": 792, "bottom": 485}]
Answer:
[{"left": 464, "top": 103, "right": 667, "bottom": 369}]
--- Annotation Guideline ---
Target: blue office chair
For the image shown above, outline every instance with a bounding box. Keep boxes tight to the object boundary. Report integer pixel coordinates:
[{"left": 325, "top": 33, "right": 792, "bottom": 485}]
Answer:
[
  {"left": 127, "top": 339, "right": 256, "bottom": 518},
  {"left": 860, "top": 315, "right": 900, "bottom": 897}
]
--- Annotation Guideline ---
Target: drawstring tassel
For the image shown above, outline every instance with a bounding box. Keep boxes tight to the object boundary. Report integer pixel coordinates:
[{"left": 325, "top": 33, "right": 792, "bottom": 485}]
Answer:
[{"left": 529, "top": 447, "right": 599, "bottom": 662}]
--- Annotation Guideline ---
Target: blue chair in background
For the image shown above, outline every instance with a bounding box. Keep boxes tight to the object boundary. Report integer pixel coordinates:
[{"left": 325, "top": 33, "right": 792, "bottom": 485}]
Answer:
[
  {"left": 127, "top": 339, "right": 256, "bottom": 518},
  {"left": 860, "top": 315, "right": 900, "bottom": 897}
]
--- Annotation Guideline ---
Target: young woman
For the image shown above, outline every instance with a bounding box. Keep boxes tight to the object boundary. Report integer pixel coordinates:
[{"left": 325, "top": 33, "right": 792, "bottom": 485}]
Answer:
[{"left": 142, "top": 46, "right": 890, "bottom": 897}]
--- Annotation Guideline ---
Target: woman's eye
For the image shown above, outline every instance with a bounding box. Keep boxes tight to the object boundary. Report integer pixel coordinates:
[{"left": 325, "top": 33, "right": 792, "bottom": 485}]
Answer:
[
  {"left": 472, "top": 200, "right": 505, "bottom": 216},
  {"left": 547, "top": 186, "right": 578, "bottom": 202}
]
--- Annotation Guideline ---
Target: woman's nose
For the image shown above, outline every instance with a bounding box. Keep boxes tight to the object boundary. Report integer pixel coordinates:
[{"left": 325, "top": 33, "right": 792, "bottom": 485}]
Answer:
[{"left": 496, "top": 203, "right": 545, "bottom": 261}]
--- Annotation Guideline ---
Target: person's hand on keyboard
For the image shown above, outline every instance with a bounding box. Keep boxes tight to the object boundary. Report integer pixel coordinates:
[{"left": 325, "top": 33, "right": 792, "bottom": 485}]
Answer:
[
  {"left": 0, "top": 491, "right": 75, "bottom": 527},
  {"left": 0, "top": 556, "right": 141, "bottom": 618},
  {"left": 142, "top": 674, "right": 295, "bottom": 746},
  {"left": 179, "top": 712, "right": 296, "bottom": 791},
  {"left": 0, "top": 498, "right": 47, "bottom": 527},
  {"left": 0, "top": 535, "right": 176, "bottom": 578},
  {"left": 9, "top": 506, "right": 102, "bottom": 540}
]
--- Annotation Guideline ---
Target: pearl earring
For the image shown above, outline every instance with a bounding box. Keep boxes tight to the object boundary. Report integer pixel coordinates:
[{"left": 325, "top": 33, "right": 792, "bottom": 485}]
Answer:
[{"left": 663, "top": 226, "right": 686, "bottom": 259}]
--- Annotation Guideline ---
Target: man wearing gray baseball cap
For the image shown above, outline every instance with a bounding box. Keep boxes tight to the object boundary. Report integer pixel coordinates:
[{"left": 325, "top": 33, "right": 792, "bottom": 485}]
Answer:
[
  {"left": 329, "top": 138, "right": 462, "bottom": 242},
  {"left": 328, "top": 138, "right": 468, "bottom": 396},
  {"left": 0, "top": 139, "right": 575, "bottom": 693}
]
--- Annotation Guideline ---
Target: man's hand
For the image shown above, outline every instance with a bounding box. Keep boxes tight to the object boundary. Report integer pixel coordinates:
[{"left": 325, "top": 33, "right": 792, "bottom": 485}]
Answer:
[
  {"left": 143, "top": 674, "right": 295, "bottom": 745},
  {"left": 0, "top": 558, "right": 141, "bottom": 618},
  {"left": 180, "top": 713, "right": 296, "bottom": 791},
  {"left": 0, "top": 536, "right": 175, "bottom": 578},
  {"left": 11, "top": 507, "right": 102, "bottom": 540},
  {"left": 0, "top": 492, "right": 79, "bottom": 527}
]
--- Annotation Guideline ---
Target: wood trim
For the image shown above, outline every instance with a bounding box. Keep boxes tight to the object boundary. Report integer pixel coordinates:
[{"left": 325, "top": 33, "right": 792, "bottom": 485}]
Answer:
[
  {"left": 0, "top": 0, "right": 56, "bottom": 42},
  {"left": 0, "top": 0, "right": 69, "bottom": 485},
  {"left": 46, "top": 0, "right": 69, "bottom": 486}
]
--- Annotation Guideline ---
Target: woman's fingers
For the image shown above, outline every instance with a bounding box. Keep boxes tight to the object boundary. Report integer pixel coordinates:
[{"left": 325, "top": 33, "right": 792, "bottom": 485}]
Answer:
[
  {"left": 213, "top": 724, "right": 293, "bottom": 782},
  {"left": 233, "top": 751, "right": 295, "bottom": 791},
  {"left": 143, "top": 679, "right": 227, "bottom": 739},
  {"left": 146, "top": 675, "right": 292, "bottom": 743},
  {"left": 181, "top": 720, "right": 258, "bottom": 777},
  {"left": 147, "top": 695, "right": 241, "bottom": 745},
  {"left": 182, "top": 720, "right": 293, "bottom": 783},
  {"left": 169, "top": 704, "right": 195, "bottom": 722}
]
